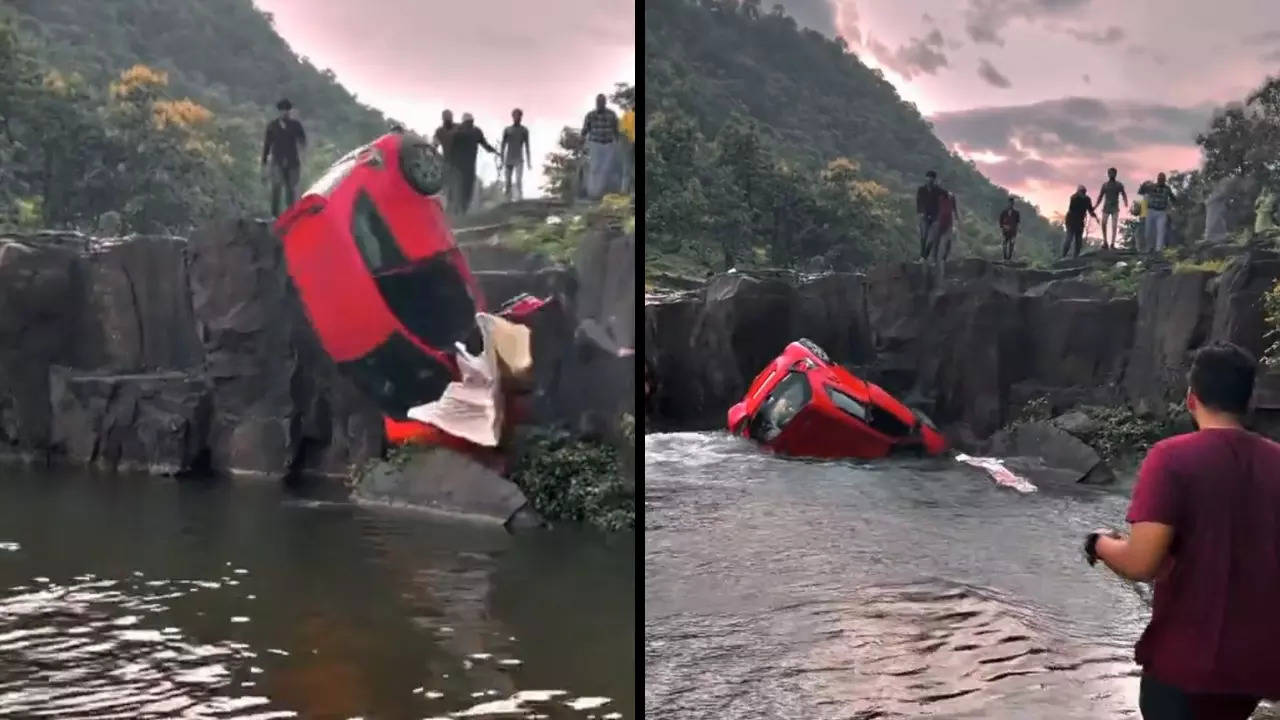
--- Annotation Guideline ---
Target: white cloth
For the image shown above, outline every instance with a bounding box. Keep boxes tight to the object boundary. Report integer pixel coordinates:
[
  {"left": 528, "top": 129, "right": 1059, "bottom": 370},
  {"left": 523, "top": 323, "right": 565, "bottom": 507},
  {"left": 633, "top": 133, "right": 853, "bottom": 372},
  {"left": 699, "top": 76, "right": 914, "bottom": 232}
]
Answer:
[
  {"left": 955, "top": 454, "right": 1038, "bottom": 493},
  {"left": 407, "top": 314, "right": 504, "bottom": 447}
]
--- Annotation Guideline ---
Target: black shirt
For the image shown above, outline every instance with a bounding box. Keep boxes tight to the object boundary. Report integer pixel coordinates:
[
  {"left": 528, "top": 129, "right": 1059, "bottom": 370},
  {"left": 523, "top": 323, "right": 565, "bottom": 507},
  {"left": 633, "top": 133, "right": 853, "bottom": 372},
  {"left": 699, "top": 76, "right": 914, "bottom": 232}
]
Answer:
[
  {"left": 1066, "top": 193, "right": 1096, "bottom": 225},
  {"left": 917, "top": 184, "right": 946, "bottom": 218},
  {"left": 999, "top": 207, "right": 1021, "bottom": 230},
  {"left": 447, "top": 124, "right": 497, "bottom": 167},
  {"left": 262, "top": 117, "right": 306, "bottom": 169}
]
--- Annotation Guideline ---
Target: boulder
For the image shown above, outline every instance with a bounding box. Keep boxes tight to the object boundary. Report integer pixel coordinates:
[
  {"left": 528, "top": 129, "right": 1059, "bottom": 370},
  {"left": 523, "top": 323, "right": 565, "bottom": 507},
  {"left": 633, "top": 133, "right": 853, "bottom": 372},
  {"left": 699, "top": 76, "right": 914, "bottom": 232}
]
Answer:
[
  {"left": 988, "top": 421, "right": 1114, "bottom": 485},
  {"left": 1124, "top": 268, "right": 1214, "bottom": 415},
  {"left": 48, "top": 367, "right": 211, "bottom": 475},
  {"left": 1051, "top": 410, "right": 1098, "bottom": 436},
  {"left": 353, "top": 447, "right": 539, "bottom": 529}
]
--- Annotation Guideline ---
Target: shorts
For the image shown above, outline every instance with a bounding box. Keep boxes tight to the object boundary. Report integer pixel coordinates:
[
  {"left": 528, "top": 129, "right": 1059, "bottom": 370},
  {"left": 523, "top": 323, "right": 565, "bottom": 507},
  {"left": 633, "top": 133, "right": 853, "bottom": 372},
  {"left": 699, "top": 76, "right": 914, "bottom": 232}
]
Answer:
[{"left": 1139, "top": 674, "right": 1260, "bottom": 720}]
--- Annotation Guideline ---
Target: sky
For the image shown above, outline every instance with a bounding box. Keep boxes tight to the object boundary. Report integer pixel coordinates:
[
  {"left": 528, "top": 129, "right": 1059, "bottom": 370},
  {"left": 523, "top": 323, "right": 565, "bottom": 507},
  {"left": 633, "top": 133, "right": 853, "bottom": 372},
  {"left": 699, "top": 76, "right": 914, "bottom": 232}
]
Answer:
[
  {"left": 779, "top": 0, "right": 1280, "bottom": 218},
  {"left": 251, "top": 0, "right": 635, "bottom": 195}
]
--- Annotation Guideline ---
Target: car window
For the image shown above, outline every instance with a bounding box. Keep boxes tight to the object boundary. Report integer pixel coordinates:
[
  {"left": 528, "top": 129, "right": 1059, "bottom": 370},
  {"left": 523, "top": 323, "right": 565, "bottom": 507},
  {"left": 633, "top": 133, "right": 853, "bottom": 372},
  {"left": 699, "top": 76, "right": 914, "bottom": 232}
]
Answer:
[
  {"left": 305, "top": 151, "right": 359, "bottom": 197},
  {"left": 866, "top": 403, "right": 913, "bottom": 438},
  {"left": 825, "top": 385, "right": 868, "bottom": 422},
  {"left": 748, "top": 371, "right": 811, "bottom": 443},
  {"left": 351, "top": 191, "right": 407, "bottom": 273}
]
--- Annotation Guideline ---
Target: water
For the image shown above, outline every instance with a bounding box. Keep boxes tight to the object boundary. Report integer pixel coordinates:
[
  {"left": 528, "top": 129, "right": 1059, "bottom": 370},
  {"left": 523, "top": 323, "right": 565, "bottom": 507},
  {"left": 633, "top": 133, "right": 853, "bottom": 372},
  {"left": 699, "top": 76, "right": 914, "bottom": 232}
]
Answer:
[
  {"left": 0, "top": 468, "right": 634, "bottom": 719},
  {"left": 644, "top": 432, "right": 1276, "bottom": 719}
]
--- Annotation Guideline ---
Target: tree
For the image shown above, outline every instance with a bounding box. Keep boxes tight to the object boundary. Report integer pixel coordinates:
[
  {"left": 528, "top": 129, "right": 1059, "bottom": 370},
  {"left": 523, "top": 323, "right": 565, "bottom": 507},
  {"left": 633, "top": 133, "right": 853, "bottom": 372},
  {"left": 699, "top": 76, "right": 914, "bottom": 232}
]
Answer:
[{"left": 542, "top": 127, "right": 586, "bottom": 201}]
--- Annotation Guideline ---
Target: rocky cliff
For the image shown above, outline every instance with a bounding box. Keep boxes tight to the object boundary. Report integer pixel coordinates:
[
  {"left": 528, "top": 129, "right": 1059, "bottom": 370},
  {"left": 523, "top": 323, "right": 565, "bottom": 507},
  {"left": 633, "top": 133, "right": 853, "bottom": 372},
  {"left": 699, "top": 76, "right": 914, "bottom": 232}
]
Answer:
[
  {"left": 645, "top": 250, "right": 1280, "bottom": 446},
  {"left": 0, "top": 211, "right": 634, "bottom": 481}
]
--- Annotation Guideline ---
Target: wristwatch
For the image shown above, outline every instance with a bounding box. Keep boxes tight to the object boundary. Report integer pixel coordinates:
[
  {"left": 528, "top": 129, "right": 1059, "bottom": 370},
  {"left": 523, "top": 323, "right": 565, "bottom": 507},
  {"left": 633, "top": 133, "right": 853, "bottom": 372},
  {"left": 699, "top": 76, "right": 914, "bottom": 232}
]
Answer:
[{"left": 1084, "top": 532, "right": 1103, "bottom": 566}]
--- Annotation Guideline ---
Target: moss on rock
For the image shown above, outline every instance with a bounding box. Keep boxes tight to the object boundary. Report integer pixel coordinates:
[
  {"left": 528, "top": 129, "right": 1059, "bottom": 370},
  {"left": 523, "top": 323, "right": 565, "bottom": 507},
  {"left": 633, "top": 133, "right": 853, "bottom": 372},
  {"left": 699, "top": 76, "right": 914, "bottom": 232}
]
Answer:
[{"left": 507, "top": 427, "right": 635, "bottom": 531}]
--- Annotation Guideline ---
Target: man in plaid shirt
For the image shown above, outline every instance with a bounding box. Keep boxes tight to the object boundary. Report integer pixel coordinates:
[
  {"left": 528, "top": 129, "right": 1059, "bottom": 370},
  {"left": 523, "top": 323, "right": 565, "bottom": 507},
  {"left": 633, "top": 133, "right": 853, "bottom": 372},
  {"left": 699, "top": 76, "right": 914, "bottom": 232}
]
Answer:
[{"left": 581, "top": 93, "right": 620, "bottom": 200}]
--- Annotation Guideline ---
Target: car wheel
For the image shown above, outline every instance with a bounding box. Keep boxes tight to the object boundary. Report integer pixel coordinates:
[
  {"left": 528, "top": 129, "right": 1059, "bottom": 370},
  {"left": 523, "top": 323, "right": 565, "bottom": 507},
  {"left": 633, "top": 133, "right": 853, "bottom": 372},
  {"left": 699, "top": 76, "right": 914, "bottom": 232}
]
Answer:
[
  {"left": 399, "top": 139, "right": 444, "bottom": 195},
  {"left": 797, "top": 338, "right": 832, "bottom": 364}
]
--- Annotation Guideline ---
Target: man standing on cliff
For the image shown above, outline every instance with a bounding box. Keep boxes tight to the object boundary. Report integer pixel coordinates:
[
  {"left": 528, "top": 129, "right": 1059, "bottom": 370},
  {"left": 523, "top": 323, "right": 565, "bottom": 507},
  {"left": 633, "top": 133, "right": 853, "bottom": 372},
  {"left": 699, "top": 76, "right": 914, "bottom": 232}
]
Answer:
[
  {"left": 999, "top": 196, "right": 1021, "bottom": 261},
  {"left": 433, "top": 109, "right": 459, "bottom": 210},
  {"left": 916, "top": 170, "right": 946, "bottom": 260},
  {"left": 447, "top": 113, "right": 499, "bottom": 217},
  {"left": 582, "top": 93, "right": 620, "bottom": 200},
  {"left": 1141, "top": 173, "right": 1176, "bottom": 254},
  {"left": 500, "top": 108, "right": 532, "bottom": 202},
  {"left": 261, "top": 98, "right": 307, "bottom": 218},
  {"left": 1062, "top": 185, "right": 1098, "bottom": 259},
  {"left": 1095, "top": 167, "right": 1128, "bottom": 251},
  {"left": 1085, "top": 342, "right": 1280, "bottom": 719}
]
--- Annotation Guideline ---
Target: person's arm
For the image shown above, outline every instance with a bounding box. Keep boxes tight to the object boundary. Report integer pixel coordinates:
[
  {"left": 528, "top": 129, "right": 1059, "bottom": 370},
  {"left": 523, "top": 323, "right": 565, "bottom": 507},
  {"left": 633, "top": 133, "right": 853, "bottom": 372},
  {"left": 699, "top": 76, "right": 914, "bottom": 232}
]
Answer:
[
  {"left": 582, "top": 113, "right": 592, "bottom": 142},
  {"left": 1093, "top": 445, "right": 1178, "bottom": 581},
  {"left": 1121, "top": 185, "right": 1128, "bottom": 207},
  {"left": 524, "top": 129, "right": 532, "bottom": 167},
  {"left": 296, "top": 121, "right": 307, "bottom": 151},
  {"left": 478, "top": 129, "right": 497, "bottom": 154}
]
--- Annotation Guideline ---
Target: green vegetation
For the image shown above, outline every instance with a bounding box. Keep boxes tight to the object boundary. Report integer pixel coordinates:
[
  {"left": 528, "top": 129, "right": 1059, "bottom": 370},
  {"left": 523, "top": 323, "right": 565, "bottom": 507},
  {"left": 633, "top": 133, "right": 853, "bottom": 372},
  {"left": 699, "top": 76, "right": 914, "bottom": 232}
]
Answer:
[
  {"left": 505, "top": 194, "right": 634, "bottom": 263},
  {"left": 644, "top": 0, "right": 1059, "bottom": 273},
  {"left": 1264, "top": 277, "right": 1280, "bottom": 369},
  {"left": 1085, "top": 261, "right": 1146, "bottom": 297},
  {"left": 508, "top": 427, "right": 634, "bottom": 531},
  {"left": 1173, "top": 258, "right": 1228, "bottom": 274},
  {"left": 1071, "top": 404, "right": 1191, "bottom": 465},
  {"left": 0, "top": 1, "right": 399, "bottom": 232}
]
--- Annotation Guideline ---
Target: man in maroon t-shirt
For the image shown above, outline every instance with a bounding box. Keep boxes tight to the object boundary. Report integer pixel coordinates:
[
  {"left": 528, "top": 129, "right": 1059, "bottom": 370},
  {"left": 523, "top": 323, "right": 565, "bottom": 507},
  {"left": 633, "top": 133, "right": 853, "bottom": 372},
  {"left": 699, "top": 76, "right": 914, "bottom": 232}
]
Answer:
[{"left": 1085, "top": 341, "right": 1280, "bottom": 719}]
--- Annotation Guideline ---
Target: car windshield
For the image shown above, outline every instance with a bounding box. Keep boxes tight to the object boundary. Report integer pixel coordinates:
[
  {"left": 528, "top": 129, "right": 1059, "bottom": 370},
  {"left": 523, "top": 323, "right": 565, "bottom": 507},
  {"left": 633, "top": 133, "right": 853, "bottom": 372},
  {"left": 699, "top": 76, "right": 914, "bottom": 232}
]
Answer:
[
  {"left": 748, "top": 371, "right": 811, "bottom": 443},
  {"left": 304, "top": 149, "right": 360, "bottom": 197}
]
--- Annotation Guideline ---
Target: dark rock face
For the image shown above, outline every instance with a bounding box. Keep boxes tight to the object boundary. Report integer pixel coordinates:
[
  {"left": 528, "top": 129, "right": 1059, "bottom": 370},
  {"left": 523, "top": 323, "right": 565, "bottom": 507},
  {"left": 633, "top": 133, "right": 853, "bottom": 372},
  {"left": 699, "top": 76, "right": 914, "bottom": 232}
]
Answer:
[
  {"left": 989, "top": 421, "right": 1114, "bottom": 485},
  {"left": 646, "top": 252, "right": 1280, "bottom": 444},
  {"left": 48, "top": 368, "right": 211, "bottom": 475},
  {"left": 1, "top": 215, "right": 636, "bottom": 488}
]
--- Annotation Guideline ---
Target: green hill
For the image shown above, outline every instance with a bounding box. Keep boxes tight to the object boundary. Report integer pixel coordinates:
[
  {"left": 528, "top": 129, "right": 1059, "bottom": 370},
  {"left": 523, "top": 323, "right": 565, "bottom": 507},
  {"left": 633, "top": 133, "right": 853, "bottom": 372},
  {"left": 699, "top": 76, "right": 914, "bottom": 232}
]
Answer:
[
  {"left": 0, "top": 0, "right": 395, "bottom": 232},
  {"left": 644, "top": 0, "right": 1058, "bottom": 274},
  {"left": 9, "top": 0, "right": 388, "bottom": 152}
]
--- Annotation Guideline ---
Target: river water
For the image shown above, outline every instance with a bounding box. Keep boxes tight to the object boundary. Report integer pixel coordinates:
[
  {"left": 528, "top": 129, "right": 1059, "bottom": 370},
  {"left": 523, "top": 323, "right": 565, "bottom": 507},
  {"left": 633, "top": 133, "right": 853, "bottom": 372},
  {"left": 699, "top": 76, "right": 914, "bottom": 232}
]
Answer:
[
  {"left": 0, "top": 468, "right": 634, "bottom": 719},
  {"left": 644, "top": 432, "right": 1278, "bottom": 719}
]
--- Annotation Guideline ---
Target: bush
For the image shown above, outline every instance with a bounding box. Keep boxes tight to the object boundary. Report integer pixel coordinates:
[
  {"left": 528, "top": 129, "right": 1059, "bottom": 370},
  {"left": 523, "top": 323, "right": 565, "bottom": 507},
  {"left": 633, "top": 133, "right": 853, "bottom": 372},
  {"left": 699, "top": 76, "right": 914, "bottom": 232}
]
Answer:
[
  {"left": 1071, "top": 404, "right": 1190, "bottom": 463},
  {"left": 508, "top": 427, "right": 634, "bottom": 531},
  {"left": 1173, "top": 258, "right": 1228, "bottom": 274}
]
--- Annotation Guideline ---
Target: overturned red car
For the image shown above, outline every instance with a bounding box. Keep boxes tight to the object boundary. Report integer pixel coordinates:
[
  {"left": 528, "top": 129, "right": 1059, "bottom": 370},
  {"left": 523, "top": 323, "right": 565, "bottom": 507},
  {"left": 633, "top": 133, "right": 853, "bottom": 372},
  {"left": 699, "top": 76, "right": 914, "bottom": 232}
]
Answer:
[
  {"left": 728, "top": 339, "right": 947, "bottom": 459},
  {"left": 275, "top": 132, "right": 482, "bottom": 420}
]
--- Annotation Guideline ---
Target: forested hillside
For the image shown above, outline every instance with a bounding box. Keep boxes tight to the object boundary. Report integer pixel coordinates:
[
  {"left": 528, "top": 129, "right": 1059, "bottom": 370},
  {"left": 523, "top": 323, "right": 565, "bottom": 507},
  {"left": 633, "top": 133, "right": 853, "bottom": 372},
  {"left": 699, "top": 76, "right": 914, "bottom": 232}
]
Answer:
[
  {"left": 645, "top": 0, "right": 1058, "bottom": 274},
  {"left": 0, "top": 0, "right": 391, "bottom": 233}
]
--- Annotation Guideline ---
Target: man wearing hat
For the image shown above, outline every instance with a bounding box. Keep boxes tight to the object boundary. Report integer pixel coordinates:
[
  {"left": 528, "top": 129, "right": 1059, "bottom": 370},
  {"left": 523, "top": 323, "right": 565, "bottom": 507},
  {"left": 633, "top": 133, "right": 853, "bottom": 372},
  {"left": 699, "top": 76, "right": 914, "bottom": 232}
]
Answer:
[{"left": 261, "top": 98, "right": 307, "bottom": 217}]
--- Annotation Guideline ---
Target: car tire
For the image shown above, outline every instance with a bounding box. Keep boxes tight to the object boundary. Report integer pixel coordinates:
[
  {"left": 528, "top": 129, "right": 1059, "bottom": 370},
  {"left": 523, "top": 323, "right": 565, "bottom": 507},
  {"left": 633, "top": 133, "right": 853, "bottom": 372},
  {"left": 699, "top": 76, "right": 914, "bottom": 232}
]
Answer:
[
  {"left": 797, "top": 338, "right": 832, "bottom": 364},
  {"left": 399, "top": 138, "right": 444, "bottom": 195}
]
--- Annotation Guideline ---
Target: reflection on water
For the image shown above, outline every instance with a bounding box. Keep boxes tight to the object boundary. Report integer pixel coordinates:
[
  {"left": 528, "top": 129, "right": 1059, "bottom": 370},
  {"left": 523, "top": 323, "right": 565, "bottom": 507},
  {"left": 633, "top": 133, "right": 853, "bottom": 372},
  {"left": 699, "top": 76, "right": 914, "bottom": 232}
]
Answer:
[
  {"left": 0, "top": 468, "right": 633, "bottom": 719},
  {"left": 644, "top": 432, "right": 1274, "bottom": 719}
]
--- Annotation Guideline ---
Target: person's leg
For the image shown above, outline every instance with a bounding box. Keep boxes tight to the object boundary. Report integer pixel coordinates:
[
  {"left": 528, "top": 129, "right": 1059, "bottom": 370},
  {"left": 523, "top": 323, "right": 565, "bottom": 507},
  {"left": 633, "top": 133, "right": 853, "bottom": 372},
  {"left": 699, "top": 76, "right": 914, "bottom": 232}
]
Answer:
[
  {"left": 941, "top": 228, "right": 953, "bottom": 260},
  {"left": 1108, "top": 212, "right": 1119, "bottom": 249},
  {"left": 458, "top": 170, "right": 475, "bottom": 214},
  {"left": 1155, "top": 211, "right": 1169, "bottom": 251},
  {"left": 919, "top": 216, "right": 930, "bottom": 259},
  {"left": 514, "top": 161, "right": 524, "bottom": 201},
  {"left": 269, "top": 163, "right": 284, "bottom": 217},
  {"left": 1062, "top": 229, "right": 1072, "bottom": 258},
  {"left": 504, "top": 164, "right": 514, "bottom": 201},
  {"left": 1139, "top": 674, "right": 1194, "bottom": 720},
  {"left": 285, "top": 165, "right": 300, "bottom": 210}
]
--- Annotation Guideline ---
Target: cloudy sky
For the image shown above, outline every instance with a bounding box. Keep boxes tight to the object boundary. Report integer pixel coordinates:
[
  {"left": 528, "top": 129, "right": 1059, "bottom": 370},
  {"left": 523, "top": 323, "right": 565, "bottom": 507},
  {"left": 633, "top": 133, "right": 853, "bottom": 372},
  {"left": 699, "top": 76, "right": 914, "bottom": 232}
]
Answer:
[
  {"left": 780, "top": 0, "right": 1280, "bottom": 215},
  {"left": 251, "top": 0, "right": 635, "bottom": 194}
]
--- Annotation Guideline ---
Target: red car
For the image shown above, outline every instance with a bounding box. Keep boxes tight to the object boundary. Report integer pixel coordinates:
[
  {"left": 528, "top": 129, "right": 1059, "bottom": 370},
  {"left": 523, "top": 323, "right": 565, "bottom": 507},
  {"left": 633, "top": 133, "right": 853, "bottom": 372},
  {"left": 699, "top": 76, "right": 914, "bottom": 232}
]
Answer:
[
  {"left": 274, "top": 132, "right": 485, "bottom": 419},
  {"left": 728, "top": 339, "right": 948, "bottom": 459}
]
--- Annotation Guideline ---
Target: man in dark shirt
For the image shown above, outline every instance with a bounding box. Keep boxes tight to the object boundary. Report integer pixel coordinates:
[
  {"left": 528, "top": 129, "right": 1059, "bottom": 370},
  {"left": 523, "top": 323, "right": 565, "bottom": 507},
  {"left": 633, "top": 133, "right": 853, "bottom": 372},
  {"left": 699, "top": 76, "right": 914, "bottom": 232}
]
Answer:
[
  {"left": 433, "top": 110, "right": 459, "bottom": 210},
  {"left": 581, "top": 93, "right": 620, "bottom": 200},
  {"left": 916, "top": 170, "right": 946, "bottom": 260},
  {"left": 447, "top": 112, "right": 498, "bottom": 216},
  {"left": 1062, "top": 185, "right": 1098, "bottom": 259},
  {"left": 1086, "top": 341, "right": 1280, "bottom": 719},
  {"left": 998, "top": 197, "right": 1021, "bottom": 261},
  {"left": 1095, "top": 167, "right": 1128, "bottom": 250},
  {"left": 500, "top": 108, "right": 532, "bottom": 202},
  {"left": 261, "top": 98, "right": 307, "bottom": 217}
]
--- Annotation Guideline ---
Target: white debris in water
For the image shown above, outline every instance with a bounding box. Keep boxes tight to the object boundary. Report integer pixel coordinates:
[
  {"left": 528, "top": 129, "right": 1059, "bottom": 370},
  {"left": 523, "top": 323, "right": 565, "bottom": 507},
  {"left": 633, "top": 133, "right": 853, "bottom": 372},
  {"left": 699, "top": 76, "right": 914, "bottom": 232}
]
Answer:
[
  {"left": 112, "top": 615, "right": 141, "bottom": 626},
  {"left": 424, "top": 690, "right": 444, "bottom": 699},
  {"left": 603, "top": 714, "right": 623, "bottom": 719},
  {"left": 462, "top": 659, "right": 474, "bottom": 670},
  {"left": 33, "top": 577, "right": 50, "bottom": 584},
  {"left": 234, "top": 568, "right": 249, "bottom": 575},
  {"left": 230, "top": 616, "right": 251, "bottom": 624},
  {"left": 508, "top": 636, "right": 517, "bottom": 641},
  {"left": 438, "top": 626, "right": 454, "bottom": 634},
  {"left": 247, "top": 594, "right": 257, "bottom": 600},
  {"left": 0, "top": 541, "right": 19, "bottom": 552},
  {"left": 470, "top": 691, "right": 486, "bottom": 698},
  {"left": 567, "top": 697, "right": 612, "bottom": 710},
  {"left": 467, "top": 653, "right": 493, "bottom": 661},
  {"left": 250, "top": 666, "right": 264, "bottom": 674},
  {"left": 132, "top": 571, "right": 145, "bottom": 577},
  {"left": 498, "top": 658, "right": 523, "bottom": 668},
  {"left": 266, "top": 648, "right": 290, "bottom": 656},
  {"left": 117, "top": 629, "right": 166, "bottom": 643},
  {"left": 955, "top": 454, "right": 1038, "bottom": 494}
]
